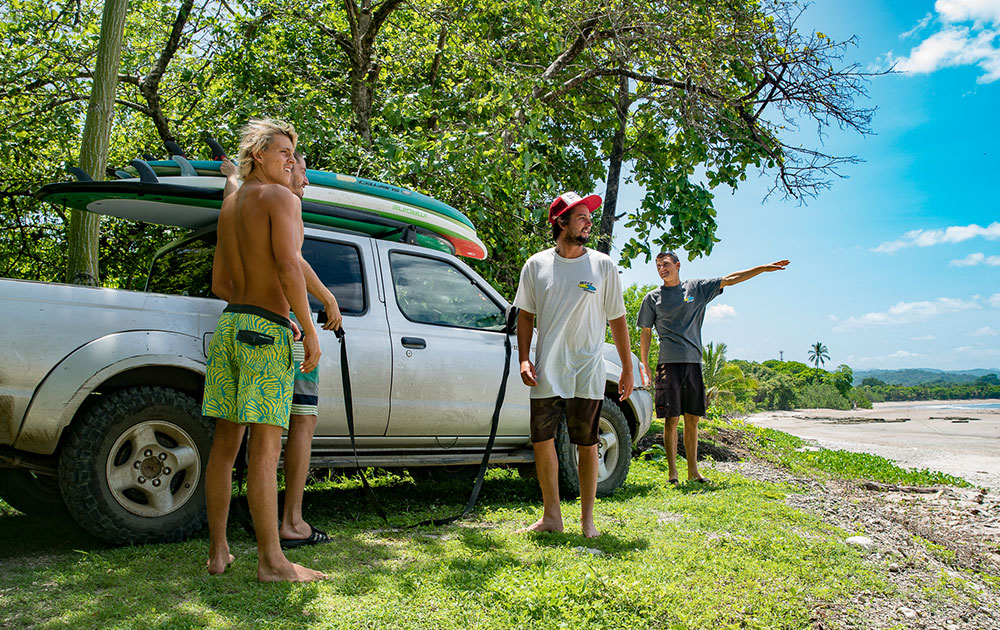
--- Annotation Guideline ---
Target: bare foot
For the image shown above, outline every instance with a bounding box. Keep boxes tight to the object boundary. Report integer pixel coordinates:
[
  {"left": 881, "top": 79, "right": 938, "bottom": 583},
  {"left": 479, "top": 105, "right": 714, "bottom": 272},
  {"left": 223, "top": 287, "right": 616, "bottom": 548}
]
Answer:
[
  {"left": 278, "top": 520, "right": 313, "bottom": 541},
  {"left": 582, "top": 522, "right": 601, "bottom": 539},
  {"left": 206, "top": 552, "right": 234, "bottom": 575},
  {"left": 258, "top": 560, "right": 327, "bottom": 583},
  {"left": 518, "top": 517, "right": 564, "bottom": 534}
]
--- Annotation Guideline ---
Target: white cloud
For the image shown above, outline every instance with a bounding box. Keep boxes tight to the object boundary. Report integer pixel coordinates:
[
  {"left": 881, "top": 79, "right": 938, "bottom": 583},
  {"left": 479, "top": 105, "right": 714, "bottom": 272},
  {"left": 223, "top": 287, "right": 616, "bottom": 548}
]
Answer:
[
  {"left": 901, "top": 12, "right": 934, "bottom": 39},
  {"left": 990, "top": 293, "right": 1000, "bottom": 308},
  {"left": 949, "top": 252, "right": 1000, "bottom": 266},
  {"left": 873, "top": 221, "right": 1000, "bottom": 253},
  {"left": 971, "top": 326, "right": 998, "bottom": 336},
  {"left": 706, "top": 304, "right": 736, "bottom": 322},
  {"left": 910, "top": 334, "right": 936, "bottom": 341},
  {"left": 936, "top": 0, "right": 1000, "bottom": 24},
  {"left": 888, "top": 3, "right": 1000, "bottom": 83},
  {"left": 889, "top": 350, "right": 922, "bottom": 359},
  {"left": 834, "top": 297, "right": 981, "bottom": 330}
]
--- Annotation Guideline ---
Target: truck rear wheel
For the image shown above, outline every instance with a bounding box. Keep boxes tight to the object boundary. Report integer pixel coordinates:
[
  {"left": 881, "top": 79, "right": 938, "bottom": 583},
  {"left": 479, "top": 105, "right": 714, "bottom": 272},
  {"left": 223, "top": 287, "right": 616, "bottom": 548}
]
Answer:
[
  {"left": 555, "top": 397, "right": 632, "bottom": 499},
  {"left": 0, "top": 469, "right": 66, "bottom": 516},
  {"left": 59, "top": 386, "right": 212, "bottom": 544}
]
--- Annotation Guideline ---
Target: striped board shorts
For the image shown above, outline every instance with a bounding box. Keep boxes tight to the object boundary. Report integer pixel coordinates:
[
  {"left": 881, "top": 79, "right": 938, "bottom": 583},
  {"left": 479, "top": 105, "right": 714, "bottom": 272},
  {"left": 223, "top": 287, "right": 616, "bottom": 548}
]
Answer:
[{"left": 290, "top": 330, "right": 320, "bottom": 417}]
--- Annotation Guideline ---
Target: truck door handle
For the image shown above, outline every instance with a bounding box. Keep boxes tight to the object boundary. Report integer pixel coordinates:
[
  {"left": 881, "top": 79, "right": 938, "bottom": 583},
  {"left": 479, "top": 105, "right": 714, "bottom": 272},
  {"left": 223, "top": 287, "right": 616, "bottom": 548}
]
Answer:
[{"left": 401, "top": 337, "right": 426, "bottom": 349}]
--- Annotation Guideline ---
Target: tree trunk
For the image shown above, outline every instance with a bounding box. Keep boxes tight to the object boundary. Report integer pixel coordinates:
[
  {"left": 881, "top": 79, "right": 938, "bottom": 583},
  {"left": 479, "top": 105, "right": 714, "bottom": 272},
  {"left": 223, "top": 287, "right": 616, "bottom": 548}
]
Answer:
[
  {"left": 350, "top": 63, "right": 375, "bottom": 148},
  {"left": 597, "top": 74, "right": 630, "bottom": 255},
  {"left": 66, "top": 0, "right": 129, "bottom": 285}
]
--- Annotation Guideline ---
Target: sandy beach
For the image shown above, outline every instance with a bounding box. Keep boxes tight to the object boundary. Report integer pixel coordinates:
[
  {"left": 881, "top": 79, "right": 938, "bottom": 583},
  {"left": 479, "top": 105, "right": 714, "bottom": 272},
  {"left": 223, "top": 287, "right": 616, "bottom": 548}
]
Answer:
[{"left": 744, "top": 400, "right": 1000, "bottom": 489}]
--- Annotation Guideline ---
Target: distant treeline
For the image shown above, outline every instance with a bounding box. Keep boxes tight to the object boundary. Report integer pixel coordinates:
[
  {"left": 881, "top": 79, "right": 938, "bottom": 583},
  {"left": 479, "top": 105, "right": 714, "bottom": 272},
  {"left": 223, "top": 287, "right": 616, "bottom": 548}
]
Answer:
[
  {"left": 853, "top": 368, "right": 1000, "bottom": 386},
  {"left": 707, "top": 359, "right": 1000, "bottom": 417},
  {"left": 857, "top": 374, "right": 1000, "bottom": 402}
]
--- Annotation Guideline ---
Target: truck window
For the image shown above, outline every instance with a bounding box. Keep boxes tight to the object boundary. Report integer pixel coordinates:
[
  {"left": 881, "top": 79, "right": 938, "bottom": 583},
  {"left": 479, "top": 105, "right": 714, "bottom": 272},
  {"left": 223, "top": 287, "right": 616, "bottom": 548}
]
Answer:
[
  {"left": 302, "top": 238, "right": 365, "bottom": 315},
  {"left": 389, "top": 252, "right": 505, "bottom": 331},
  {"left": 145, "top": 233, "right": 215, "bottom": 298}
]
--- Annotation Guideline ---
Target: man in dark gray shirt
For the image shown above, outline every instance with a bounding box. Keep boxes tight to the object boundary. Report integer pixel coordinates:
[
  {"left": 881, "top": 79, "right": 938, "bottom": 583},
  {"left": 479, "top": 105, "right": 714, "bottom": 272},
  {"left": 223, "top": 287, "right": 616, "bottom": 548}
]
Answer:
[{"left": 638, "top": 251, "right": 789, "bottom": 484}]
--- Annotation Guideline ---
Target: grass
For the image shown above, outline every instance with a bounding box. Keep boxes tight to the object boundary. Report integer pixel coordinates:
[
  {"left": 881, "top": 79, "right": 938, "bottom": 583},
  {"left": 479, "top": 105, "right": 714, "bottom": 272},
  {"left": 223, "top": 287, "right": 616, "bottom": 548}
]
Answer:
[
  {"left": 0, "top": 419, "right": 983, "bottom": 630},
  {"left": 725, "top": 418, "right": 971, "bottom": 487}
]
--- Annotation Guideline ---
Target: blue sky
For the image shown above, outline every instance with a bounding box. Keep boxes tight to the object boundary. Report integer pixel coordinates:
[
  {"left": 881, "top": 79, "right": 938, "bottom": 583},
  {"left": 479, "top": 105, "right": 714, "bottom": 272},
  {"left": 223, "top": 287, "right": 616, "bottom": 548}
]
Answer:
[{"left": 612, "top": 0, "right": 1000, "bottom": 372}]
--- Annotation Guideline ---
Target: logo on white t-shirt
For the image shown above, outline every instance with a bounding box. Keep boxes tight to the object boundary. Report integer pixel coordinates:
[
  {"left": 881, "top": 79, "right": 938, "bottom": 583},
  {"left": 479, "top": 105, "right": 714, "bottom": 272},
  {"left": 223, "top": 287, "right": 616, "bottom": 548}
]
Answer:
[{"left": 578, "top": 281, "right": 596, "bottom": 293}]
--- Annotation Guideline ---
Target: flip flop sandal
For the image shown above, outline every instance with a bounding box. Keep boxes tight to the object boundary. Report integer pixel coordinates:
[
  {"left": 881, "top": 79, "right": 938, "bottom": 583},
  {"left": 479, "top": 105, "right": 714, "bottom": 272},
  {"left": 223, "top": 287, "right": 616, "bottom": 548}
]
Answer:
[
  {"left": 668, "top": 478, "right": 679, "bottom": 485},
  {"left": 279, "top": 524, "right": 331, "bottom": 549}
]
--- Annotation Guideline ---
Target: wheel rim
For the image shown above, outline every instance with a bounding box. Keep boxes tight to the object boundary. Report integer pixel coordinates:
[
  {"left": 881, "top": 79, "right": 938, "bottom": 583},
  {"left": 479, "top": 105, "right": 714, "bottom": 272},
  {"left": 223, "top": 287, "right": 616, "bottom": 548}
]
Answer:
[
  {"left": 105, "top": 420, "right": 202, "bottom": 517},
  {"left": 596, "top": 416, "right": 619, "bottom": 482},
  {"left": 574, "top": 416, "right": 620, "bottom": 483}
]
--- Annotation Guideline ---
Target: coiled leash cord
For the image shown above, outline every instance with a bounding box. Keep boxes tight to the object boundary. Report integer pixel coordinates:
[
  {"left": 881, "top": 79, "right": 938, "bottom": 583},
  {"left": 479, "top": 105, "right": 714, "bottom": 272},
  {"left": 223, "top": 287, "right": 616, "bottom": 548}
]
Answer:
[{"left": 234, "top": 307, "right": 515, "bottom": 533}]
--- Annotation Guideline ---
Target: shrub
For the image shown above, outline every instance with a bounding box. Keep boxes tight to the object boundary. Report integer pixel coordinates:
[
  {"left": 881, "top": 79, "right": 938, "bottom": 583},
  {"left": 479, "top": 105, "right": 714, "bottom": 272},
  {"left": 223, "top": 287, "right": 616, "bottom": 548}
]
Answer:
[{"left": 797, "top": 382, "right": 850, "bottom": 410}]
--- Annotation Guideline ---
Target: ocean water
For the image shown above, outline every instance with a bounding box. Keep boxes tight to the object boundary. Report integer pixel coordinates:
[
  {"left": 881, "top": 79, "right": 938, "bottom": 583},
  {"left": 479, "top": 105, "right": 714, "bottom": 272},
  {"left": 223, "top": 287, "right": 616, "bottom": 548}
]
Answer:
[{"left": 917, "top": 402, "right": 1000, "bottom": 410}]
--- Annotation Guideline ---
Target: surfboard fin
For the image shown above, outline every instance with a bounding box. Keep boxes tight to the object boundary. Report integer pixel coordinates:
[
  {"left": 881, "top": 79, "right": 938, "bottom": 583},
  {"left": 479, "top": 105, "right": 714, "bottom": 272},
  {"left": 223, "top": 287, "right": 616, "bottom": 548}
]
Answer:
[
  {"left": 164, "top": 140, "right": 186, "bottom": 157},
  {"left": 66, "top": 166, "right": 93, "bottom": 182},
  {"left": 114, "top": 170, "right": 133, "bottom": 180},
  {"left": 142, "top": 153, "right": 157, "bottom": 161},
  {"left": 171, "top": 155, "right": 198, "bottom": 176},
  {"left": 205, "top": 137, "right": 227, "bottom": 160},
  {"left": 130, "top": 159, "right": 160, "bottom": 183}
]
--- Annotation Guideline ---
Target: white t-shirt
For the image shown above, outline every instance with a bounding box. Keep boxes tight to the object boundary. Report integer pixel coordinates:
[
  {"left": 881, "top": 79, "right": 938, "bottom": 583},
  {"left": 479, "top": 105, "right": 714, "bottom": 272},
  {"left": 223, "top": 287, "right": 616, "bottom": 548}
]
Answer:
[{"left": 513, "top": 248, "right": 626, "bottom": 400}]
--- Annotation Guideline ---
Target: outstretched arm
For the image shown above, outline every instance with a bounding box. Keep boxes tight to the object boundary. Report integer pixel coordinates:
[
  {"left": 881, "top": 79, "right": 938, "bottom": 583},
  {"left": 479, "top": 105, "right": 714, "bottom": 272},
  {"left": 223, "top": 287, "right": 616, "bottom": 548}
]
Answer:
[{"left": 721, "top": 260, "right": 790, "bottom": 287}]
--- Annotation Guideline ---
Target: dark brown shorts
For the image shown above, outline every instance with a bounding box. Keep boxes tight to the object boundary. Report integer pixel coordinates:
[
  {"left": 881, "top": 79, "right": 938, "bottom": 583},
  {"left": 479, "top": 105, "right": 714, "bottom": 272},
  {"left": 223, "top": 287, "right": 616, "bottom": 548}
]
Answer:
[
  {"left": 529, "top": 397, "right": 603, "bottom": 446},
  {"left": 654, "top": 363, "right": 706, "bottom": 418}
]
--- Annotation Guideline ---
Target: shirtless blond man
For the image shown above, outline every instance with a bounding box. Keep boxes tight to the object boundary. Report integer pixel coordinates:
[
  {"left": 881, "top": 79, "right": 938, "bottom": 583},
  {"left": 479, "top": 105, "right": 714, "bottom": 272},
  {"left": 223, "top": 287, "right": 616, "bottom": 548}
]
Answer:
[
  {"left": 202, "top": 119, "right": 325, "bottom": 582},
  {"left": 219, "top": 152, "right": 343, "bottom": 547}
]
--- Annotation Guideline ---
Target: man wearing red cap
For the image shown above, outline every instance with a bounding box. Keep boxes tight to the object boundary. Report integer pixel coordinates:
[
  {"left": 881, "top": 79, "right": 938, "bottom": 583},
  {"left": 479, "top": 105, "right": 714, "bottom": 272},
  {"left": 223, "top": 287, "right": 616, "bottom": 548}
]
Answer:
[{"left": 513, "top": 191, "right": 635, "bottom": 538}]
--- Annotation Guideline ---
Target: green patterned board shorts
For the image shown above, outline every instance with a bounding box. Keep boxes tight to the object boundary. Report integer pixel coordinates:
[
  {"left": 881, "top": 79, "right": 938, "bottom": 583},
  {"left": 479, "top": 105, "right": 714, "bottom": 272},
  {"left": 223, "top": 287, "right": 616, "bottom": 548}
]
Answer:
[{"left": 202, "top": 304, "right": 294, "bottom": 429}]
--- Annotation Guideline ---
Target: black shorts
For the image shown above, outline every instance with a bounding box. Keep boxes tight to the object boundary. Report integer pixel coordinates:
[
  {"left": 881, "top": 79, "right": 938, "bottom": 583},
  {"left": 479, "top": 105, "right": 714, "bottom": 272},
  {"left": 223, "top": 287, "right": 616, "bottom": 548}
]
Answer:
[
  {"left": 529, "top": 397, "right": 603, "bottom": 446},
  {"left": 654, "top": 363, "right": 706, "bottom": 418}
]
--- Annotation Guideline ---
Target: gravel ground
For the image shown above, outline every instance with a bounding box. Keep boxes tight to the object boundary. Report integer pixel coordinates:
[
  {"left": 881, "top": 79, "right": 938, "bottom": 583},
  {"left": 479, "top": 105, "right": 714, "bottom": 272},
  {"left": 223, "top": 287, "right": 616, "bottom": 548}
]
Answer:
[{"left": 713, "top": 454, "right": 1000, "bottom": 629}]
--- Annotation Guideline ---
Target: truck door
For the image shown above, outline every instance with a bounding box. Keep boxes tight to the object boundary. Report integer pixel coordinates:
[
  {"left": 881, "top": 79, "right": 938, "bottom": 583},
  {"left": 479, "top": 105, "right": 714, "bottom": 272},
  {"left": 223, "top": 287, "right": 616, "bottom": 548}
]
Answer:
[
  {"left": 377, "top": 242, "right": 528, "bottom": 443},
  {"left": 302, "top": 235, "right": 391, "bottom": 438}
]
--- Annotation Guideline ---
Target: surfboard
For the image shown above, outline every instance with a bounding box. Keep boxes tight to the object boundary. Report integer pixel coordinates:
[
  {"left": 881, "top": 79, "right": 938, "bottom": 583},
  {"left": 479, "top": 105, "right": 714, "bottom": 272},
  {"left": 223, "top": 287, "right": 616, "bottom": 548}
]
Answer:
[
  {"left": 35, "top": 181, "right": 459, "bottom": 255},
  {"left": 126, "top": 159, "right": 476, "bottom": 229},
  {"left": 39, "top": 168, "right": 488, "bottom": 259}
]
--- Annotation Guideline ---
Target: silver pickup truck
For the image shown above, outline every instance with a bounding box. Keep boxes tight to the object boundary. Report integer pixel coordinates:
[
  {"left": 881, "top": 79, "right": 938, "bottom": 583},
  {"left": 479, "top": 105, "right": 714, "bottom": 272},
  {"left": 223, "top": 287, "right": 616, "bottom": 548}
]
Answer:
[{"left": 0, "top": 223, "right": 652, "bottom": 544}]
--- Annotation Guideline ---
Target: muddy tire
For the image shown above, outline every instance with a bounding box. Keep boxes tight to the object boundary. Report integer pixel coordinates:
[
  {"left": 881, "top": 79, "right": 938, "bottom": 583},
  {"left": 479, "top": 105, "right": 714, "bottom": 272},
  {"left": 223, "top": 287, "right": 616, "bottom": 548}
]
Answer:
[
  {"left": 58, "top": 386, "right": 213, "bottom": 544},
  {"left": 555, "top": 397, "right": 632, "bottom": 499}
]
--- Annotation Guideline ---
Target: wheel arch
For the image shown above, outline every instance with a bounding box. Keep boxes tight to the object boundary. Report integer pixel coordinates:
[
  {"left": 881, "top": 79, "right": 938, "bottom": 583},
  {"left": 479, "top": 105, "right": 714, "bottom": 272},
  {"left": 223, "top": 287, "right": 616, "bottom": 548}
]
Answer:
[
  {"left": 604, "top": 383, "right": 638, "bottom": 444},
  {"left": 15, "top": 331, "right": 206, "bottom": 455}
]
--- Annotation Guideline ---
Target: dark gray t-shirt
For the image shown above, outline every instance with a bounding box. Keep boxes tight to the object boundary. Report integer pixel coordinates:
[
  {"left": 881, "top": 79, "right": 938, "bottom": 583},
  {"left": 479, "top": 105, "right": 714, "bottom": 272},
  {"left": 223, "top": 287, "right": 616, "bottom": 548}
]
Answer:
[{"left": 637, "top": 278, "right": 723, "bottom": 364}]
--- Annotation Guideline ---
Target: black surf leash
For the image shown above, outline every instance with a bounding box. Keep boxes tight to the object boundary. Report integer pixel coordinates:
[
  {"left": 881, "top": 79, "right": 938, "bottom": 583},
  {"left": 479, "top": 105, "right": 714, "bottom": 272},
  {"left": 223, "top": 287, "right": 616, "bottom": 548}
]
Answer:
[
  {"left": 232, "top": 307, "right": 515, "bottom": 535},
  {"left": 338, "top": 307, "right": 515, "bottom": 528}
]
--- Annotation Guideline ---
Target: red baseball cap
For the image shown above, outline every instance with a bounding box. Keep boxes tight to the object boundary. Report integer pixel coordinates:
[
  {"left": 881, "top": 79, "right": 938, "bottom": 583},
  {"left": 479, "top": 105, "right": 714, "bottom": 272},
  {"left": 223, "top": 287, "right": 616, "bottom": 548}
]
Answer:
[{"left": 548, "top": 191, "right": 602, "bottom": 224}]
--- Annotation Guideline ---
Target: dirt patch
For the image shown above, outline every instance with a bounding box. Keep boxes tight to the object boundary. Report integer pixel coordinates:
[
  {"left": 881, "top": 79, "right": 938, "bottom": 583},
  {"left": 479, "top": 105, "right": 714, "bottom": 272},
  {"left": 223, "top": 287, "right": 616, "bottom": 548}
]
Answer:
[{"left": 634, "top": 427, "right": 745, "bottom": 462}]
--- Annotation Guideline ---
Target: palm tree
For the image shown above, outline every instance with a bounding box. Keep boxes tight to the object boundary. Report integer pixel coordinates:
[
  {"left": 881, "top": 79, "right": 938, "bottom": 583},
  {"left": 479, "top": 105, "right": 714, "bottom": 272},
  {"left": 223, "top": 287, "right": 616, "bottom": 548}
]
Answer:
[
  {"left": 808, "top": 342, "right": 829, "bottom": 368},
  {"left": 702, "top": 342, "right": 751, "bottom": 408}
]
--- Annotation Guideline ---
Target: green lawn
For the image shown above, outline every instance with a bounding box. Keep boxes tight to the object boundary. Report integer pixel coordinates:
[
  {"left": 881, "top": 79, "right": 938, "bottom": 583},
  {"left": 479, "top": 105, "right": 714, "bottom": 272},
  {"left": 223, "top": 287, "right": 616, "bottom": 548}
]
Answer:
[{"left": 0, "top": 421, "right": 976, "bottom": 629}]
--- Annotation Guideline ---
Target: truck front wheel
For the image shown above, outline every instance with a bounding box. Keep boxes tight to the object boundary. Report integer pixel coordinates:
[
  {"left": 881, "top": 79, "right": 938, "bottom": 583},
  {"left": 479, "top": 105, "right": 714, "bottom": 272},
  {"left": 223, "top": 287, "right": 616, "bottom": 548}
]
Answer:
[
  {"left": 555, "top": 397, "right": 632, "bottom": 499},
  {"left": 59, "top": 386, "right": 212, "bottom": 544}
]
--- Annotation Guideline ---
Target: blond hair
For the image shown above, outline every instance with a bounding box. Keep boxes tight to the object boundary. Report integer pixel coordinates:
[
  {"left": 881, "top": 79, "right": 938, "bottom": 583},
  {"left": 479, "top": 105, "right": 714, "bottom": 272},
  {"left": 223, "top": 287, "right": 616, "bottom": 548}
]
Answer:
[{"left": 236, "top": 118, "right": 298, "bottom": 180}]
